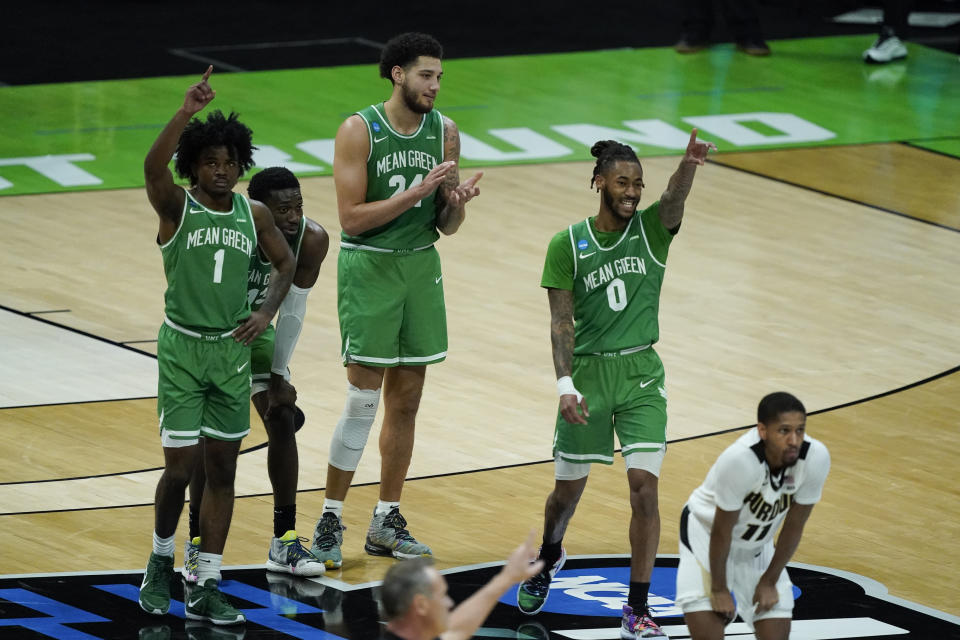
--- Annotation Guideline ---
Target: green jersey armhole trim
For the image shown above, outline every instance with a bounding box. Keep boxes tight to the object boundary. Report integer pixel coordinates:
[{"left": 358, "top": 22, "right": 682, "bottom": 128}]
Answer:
[
  {"left": 567, "top": 225, "right": 578, "bottom": 279},
  {"left": 293, "top": 216, "right": 306, "bottom": 261},
  {"left": 639, "top": 207, "right": 667, "bottom": 269},
  {"left": 437, "top": 110, "right": 445, "bottom": 162},
  {"left": 355, "top": 111, "right": 375, "bottom": 163},
  {"left": 158, "top": 187, "right": 192, "bottom": 251},
  {"left": 242, "top": 194, "right": 258, "bottom": 256},
  {"left": 371, "top": 103, "right": 428, "bottom": 139}
]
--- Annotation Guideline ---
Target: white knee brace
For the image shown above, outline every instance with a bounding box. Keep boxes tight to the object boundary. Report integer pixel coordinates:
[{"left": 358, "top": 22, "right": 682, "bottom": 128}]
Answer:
[{"left": 328, "top": 383, "right": 381, "bottom": 471}]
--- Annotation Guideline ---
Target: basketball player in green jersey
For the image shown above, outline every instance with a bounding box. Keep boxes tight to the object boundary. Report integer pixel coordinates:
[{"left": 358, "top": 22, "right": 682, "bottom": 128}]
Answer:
[
  {"left": 183, "top": 167, "right": 329, "bottom": 581},
  {"left": 138, "top": 67, "right": 295, "bottom": 625},
  {"left": 312, "top": 33, "right": 482, "bottom": 567},
  {"left": 518, "top": 131, "right": 717, "bottom": 639}
]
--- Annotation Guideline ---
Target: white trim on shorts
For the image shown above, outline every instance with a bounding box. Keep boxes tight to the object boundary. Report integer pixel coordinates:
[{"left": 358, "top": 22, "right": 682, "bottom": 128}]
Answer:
[
  {"left": 343, "top": 351, "right": 448, "bottom": 366},
  {"left": 201, "top": 425, "right": 250, "bottom": 441},
  {"left": 161, "top": 428, "right": 200, "bottom": 448}
]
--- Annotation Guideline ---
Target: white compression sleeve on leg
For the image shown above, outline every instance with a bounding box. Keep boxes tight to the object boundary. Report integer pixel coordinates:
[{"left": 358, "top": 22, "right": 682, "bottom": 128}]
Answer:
[
  {"left": 271, "top": 284, "right": 311, "bottom": 375},
  {"left": 328, "top": 383, "right": 381, "bottom": 471}
]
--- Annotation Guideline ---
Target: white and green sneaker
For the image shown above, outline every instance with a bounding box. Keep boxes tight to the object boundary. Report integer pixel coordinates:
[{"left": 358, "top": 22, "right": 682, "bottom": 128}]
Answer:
[
  {"left": 364, "top": 507, "right": 432, "bottom": 559},
  {"left": 266, "top": 530, "right": 325, "bottom": 576},
  {"left": 312, "top": 512, "right": 345, "bottom": 569},
  {"left": 139, "top": 552, "right": 175, "bottom": 615},
  {"left": 182, "top": 537, "right": 200, "bottom": 583},
  {"left": 185, "top": 579, "right": 246, "bottom": 626}
]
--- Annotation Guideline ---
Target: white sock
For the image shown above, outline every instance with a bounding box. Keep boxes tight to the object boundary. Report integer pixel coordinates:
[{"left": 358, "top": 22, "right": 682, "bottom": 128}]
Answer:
[
  {"left": 323, "top": 499, "right": 344, "bottom": 518},
  {"left": 375, "top": 500, "right": 400, "bottom": 516},
  {"left": 196, "top": 552, "right": 222, "bottom": 584},
  {"left": 152, "top": 531, "right": 175, "bottom": 557}
]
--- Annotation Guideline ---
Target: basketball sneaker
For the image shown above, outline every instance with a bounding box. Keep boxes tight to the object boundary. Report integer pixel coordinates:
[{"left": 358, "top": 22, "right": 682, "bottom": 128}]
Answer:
[
  {"left": 182, "top": 537, "right": 200, "bottom": 583},
  {"left": 138, "top": 625, "right": 171, "bottom": 640},
  {"left": 185, "top": 619, "right": 247, "bottom": 640},
  {"left": 266, "top": 530, "right": 325, "bottom": 576},
  {"left": 517, "top": 547, "right": 566, "bottom": 615},
  {"left": 312, "top": 511, "right": 346, "bottom": 569},
  {"left": 139, "top": 552, "right": 175, "bottom": 615},
  {"left": 620, "top": 604, "right": 667, "bottom": 639},
  {"left": 185, "top": 578, "right": 245, "bottom": 625},
  {"left": 364, "top": 507, "right": 433, "bottom": 559},
  {"left": 863, "top": 27, "right": 908, "bottom": 64}
]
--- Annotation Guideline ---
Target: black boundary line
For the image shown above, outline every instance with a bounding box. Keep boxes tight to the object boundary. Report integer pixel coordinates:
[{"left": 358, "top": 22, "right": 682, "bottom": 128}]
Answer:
[
  {"left": 0, "top": 441, "right": 269, "bottom": 487},
  {"left": 3, "top": 396, "right": 157, "bottom": 411},
  {"left": 0, "top": 303, "right": 157, "bottom": 359},
  {"left": 5, "top": 364, "right": 958, "bottom": 516},
  {"left": 25, "top": 309, "right": 70, "bottom": 315},
  {"left": 120, "top": 339, "right": 158, "bottom": 345},
  {"left": 709, "top": 157, "right": 960, "bottom": 235},
  {"left": 901, "top": 139, "right": 960, "bottom": 161}
]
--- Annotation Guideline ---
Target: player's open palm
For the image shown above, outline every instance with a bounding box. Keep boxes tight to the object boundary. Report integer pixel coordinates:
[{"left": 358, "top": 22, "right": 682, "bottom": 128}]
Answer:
[
  {"left": 420, "top": 160, "right": 456, "bottom": 195},
  {"left": 447, "top": 171, "right": 483, "bottom": 207},
  {"left": 683, "top": 128, "right": 717, "bottom": 166},
  {"left": 183, "top": 66, "right": 216, "bottom": 116}
]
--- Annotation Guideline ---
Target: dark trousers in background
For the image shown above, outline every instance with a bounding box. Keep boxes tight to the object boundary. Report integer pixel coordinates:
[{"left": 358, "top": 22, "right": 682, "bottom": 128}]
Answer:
[{"left": 680, "top": 0, "right": 764, "bottom": 41}]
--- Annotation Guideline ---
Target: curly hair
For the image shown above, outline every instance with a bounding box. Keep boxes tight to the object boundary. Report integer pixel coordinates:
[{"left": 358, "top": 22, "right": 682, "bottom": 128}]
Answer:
[
  {"left": 379, "top": 32, "right": 443, "bottom": 82},
  {"left": 248, "top": 166, "right": 300, "bottom": 203},
  {"left": 589, "top": 140, "right": 642, "bottom": 188},
  {"left": 174, "top": 110, "right": 256, "bottom": 185}
]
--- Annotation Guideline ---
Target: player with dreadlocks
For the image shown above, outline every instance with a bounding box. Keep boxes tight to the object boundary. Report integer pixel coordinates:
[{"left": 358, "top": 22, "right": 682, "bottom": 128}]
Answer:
[
  {"left": 518, "top": 130, "right": 717, "bottom": 639},
  {"left": 138, "top": 66, "right": 295, "bottom": 626}
]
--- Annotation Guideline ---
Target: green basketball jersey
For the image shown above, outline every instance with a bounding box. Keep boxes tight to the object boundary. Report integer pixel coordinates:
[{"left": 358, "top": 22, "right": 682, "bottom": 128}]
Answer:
[
  {"left": 160, "top": 190, "right": 257, "bottom": 332},
  {"left": 247, "top": 216, "right": 305, "bottom": 312},
  {"left": 541, "top": 202, "right": 673, "bottom": 355},
  {"left": 342, "top": 103, "right": 445, "bottom": 250}
]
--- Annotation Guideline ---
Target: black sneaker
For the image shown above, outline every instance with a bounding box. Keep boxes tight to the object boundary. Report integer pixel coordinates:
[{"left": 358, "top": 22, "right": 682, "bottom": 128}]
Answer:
[{"left": 516, "top": 547, "right": 566, "bottom": 615}]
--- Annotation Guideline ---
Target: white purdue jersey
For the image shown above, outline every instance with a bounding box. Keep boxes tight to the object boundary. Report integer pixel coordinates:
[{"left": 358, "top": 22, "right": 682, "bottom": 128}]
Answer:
[{"left": 685, "top": 429, "right": 830, "bottom": 550}]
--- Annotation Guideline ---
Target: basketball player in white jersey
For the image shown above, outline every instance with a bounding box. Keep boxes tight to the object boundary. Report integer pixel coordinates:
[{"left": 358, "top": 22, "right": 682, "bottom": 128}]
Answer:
[{"left": 677, "top": 391, "right": 830, "bottom": 640}]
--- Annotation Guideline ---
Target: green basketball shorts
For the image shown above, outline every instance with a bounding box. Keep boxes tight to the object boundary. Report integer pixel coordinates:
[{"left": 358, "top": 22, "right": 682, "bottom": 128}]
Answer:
[
  {"left": 337, "top": 245, "right": 447, "bottom": 367},
  {"left": 553, "top": 346, "right": 667, "bottom": 465},
  {"left": 157, "top": 322, "right": 252, "bottom": 444}
]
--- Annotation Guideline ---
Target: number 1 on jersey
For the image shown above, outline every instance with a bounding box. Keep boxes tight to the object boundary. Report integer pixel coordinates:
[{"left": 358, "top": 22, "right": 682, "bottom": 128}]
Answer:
[
  {"left": 212, "top": 248, "right": 225, "bottom": 284},
  {"left": 388, "top": 173, "right": 424, "bottom": 208}
]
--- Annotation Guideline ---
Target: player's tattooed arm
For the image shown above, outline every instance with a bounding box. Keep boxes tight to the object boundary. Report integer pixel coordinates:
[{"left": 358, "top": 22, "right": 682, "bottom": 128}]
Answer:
[
  {"left": 436, "top": 116, "right": 482, "bottom": 235},
  {"left": 659, "top": 128, "right": 717, "bottom": 232},
  {"left": 547, "top": 288, "right": 576, "bottom": 377}
]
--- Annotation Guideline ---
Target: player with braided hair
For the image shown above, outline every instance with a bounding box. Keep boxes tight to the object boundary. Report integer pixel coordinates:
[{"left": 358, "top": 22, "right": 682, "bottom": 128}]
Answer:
[{"left": 518, "top": 131, "right": 716, "bottom": 639}]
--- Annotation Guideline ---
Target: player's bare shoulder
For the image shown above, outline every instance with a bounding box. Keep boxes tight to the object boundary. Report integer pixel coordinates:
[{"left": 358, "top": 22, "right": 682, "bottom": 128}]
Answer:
[
  {"left": 301, "top": 216, "right": 330, "bottom": 263},
  {"left": 249, "top": 198, "right": 274, "bottom": 231}
]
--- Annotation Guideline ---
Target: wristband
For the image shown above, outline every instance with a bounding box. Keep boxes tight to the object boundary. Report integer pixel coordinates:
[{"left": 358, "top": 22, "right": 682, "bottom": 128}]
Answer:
[{"left": 556, "top": 376, "right": 582, "bottom": 402}]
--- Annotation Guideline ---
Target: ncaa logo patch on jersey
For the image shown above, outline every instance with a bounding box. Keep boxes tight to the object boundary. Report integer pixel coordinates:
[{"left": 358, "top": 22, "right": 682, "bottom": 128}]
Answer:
[
  {"left": 577, "top": 239, "right": 589, "bottom": 250},
  {"left": 372, "top": 121, "right": 381, "bottom": 133}
]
